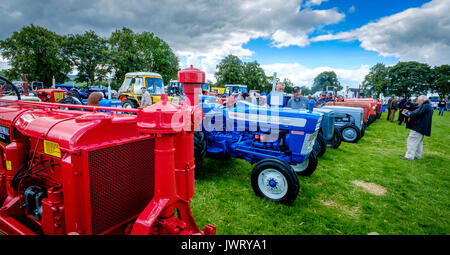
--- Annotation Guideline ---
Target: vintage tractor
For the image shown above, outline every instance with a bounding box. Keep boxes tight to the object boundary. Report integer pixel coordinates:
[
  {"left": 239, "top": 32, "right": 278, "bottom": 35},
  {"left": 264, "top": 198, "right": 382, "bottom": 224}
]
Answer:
[
  {"left": 321, "top": 105, "right": 365, "bottom": 143},
  {"left": 118, "top": 72, "right": 181, "bottom": 108},
  {"left": 0, "top": 69, "right": 215, "bottom": 235},
  {"left": 345, "top": 98, "right": 381, "bottom": 121},
  {"left": 196, "top": 100, "right": 322, "bottom": 204},
  {"left": 313, "top": 108, "right": 342, "bottom": 154}
]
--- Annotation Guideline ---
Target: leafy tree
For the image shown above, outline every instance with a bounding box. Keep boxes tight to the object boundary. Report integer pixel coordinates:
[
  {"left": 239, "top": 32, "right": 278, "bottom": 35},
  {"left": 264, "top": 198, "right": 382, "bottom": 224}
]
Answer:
[
  {"left": 64, "top": 31, "right": 110, "bottom": 86},
  {"left": 387, "top": 61, "right": 432, "bottom": 97},
  {"left": 311, "top": 71, "right": 342, "bottom": 94},
  {"left": 283, "top": 78, "right": 294, "bottom": 94},
  {"left": 299, "top": 86, "right": 311, "bottom": 96},
  {"left": 108, "top": 28, "right": 179, "bottom": 85},
  {"left": 361, "top": 63, "right": 389, "bottom": 97},
  {"left": 0, "top": 24, "right": 71, "bottom": 86},
  {"left": 431, "top": 65, "right": 450, "bottom": 98},
  {"left": 215, "top": 54, "right": 244, "bottom": 86},
  {"left": 136, "top": 32, "right": 179, "bottom": 84},
  {"left": 242, "top": 61, "right": 270, "bottom": 91}
]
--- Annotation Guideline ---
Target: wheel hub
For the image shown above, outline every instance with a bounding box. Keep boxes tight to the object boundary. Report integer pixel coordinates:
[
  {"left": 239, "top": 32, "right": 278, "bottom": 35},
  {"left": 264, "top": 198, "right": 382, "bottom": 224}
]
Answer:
[{"left": 257, "top": 169, "right": 288, "bottom": 200}]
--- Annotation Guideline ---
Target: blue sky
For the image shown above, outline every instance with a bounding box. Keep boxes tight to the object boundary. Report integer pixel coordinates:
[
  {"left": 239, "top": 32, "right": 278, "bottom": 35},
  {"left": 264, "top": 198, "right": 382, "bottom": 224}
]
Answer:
[
  {"left": 243, "top": 0, "right": 431, "bottom": 70},
  {"left": 1, "top": 0, "right": 448, "bottom": 88}
]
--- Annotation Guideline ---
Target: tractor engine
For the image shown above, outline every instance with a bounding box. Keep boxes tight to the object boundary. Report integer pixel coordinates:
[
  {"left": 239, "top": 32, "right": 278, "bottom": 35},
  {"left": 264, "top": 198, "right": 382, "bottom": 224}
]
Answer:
[{"left": 0, "top": 66, "right": 215, "bottom": 235}]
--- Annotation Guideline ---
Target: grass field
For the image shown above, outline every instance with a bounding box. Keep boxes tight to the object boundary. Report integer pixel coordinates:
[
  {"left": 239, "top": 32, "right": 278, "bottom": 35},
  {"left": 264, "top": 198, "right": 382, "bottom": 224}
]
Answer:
[{"left": 191, "top": 110, "right": 450, "bottom": 235}]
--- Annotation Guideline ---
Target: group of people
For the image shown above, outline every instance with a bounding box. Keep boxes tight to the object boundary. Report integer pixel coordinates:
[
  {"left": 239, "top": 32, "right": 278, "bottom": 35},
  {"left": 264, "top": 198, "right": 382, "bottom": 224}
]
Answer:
[
  {"left": 386, "top": 96, "right": 416, "bottom": 125},
  {"left": 384, "top": 94, "right": 439, "bottom": 161}
]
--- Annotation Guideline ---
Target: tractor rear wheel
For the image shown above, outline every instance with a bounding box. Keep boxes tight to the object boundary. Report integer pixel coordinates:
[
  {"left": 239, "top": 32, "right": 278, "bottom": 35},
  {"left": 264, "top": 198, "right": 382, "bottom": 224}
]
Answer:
[
  {"left": 122, "top": 99, "right": 138, "bottom": 109},
  {"left": 69, "top": 89, "right": 83, "bottom": 102},
  {"left": 340, "top": 124, "right": 361, "bottom": 143},
  {"left": 329, "top": 127, "right": 342, "bottom": 149},
  {"left": 251, "top": 158, "right": 299, "bottom": 205},
  {"left": 313, "top": 133, "right": 326, "bottom": 157},
  {"left": 291, "top": 151, "right": 318, "bottom": 176},
  {"left": 194, "top": 131, "right": 207, "bottom": 173}
]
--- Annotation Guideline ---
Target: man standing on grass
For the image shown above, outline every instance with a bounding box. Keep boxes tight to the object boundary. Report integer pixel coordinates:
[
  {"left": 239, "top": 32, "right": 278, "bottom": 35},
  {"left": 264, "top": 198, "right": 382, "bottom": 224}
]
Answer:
[
  {"left": 389, "top": 97, "right": 399, "bottom": 122},
  {"left": 140, "top": 86, "right": 152, "bottom": 107},
  {"left": 387, "top": 95, "right": 394, "bottom": 120},
  {"left": 402, "top": 95, "right": 433, "bottom": 160}
]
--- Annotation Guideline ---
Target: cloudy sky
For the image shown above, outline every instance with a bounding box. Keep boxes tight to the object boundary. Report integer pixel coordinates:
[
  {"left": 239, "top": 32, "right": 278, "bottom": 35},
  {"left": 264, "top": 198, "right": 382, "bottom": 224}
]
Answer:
[{"left": 1, "top": 0, "right": 449, "bottom": 88}]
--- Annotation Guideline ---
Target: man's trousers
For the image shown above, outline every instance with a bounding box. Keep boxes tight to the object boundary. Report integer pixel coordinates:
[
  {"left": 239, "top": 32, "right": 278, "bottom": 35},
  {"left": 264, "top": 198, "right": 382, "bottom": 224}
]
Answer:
[{"left": 405, "top": 130, "right": 424, "bottom": 160}]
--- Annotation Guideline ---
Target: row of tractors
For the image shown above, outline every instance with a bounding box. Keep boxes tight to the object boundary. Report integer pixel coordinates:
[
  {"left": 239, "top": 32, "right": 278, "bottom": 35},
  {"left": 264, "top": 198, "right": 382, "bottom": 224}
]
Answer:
[{"left": 0, "top": 66, "right": 381, "bottom": 235}]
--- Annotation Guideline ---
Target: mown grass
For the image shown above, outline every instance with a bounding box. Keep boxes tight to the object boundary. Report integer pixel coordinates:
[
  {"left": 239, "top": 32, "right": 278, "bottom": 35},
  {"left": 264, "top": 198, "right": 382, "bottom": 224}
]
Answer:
[{"left": 191, "top": 110, "right": 450, "bottom": 235}]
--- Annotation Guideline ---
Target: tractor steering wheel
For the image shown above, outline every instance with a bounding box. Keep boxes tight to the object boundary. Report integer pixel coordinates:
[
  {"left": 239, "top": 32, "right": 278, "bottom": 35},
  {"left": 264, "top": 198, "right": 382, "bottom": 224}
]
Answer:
[{"left": 0, "top": 75, "right": 21, "bottom": 100}]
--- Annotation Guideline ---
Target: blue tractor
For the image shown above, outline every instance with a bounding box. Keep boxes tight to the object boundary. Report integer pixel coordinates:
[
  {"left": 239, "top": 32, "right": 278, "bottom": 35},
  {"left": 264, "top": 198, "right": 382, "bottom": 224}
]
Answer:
[
  {"left": 196, "top": 100, "right": 322, "bottom": 204},
  {"left": 55, "top": 84, "right": 108, "bottom": 101}
]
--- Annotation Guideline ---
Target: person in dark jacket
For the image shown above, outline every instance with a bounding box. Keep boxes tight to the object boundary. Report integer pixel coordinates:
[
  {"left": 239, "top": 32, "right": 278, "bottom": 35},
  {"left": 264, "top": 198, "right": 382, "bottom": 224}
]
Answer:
[
  {"left": 402, "top": 95, "right": 433, "bottom": 160},
  {"left": 438, "top": 98, "right": 446, "bottom": 116},
  {"left": 389, "top": 97, "right": 399, "bottom": 122},
  {"left": 403, "top": 99, "right": 417, "bottom": 126},
  {"left": 386, "top": 95, "right": 394, "bottom": 120},
  {"left": 397, "top": 96, "right": 407, "bottom": 125}
]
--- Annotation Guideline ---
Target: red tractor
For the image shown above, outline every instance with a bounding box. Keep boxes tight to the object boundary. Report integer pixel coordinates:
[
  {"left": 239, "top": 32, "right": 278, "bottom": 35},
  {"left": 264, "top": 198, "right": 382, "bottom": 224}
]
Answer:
[
  {"left": 345, "top": 98, "right": 382, "bottom": 120},
  {"left": 0, "top": 68, "right": 215, "bottom": 235}
]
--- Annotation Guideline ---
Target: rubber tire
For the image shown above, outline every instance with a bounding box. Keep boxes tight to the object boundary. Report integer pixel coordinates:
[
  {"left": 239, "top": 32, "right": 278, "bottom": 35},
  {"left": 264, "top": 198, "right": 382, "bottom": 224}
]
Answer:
[
  {"left": 122, "top": 99, "right": 138, "bottom": 109},
  {"left": 251, "top": 158, "right": 299, "bottom": 205},
  {"left": 69, "top": 90, "right": 83, "bottom": 102},
  {"left": 59, "top": 97, "right": 82, "bottom": 110},
  {"left": 313, "top": 133, "right": 326, "bottom": 157},
  {"left": 194, "top": 131, "right": 207, "bottom": 174},
  {"left": 340, "top": 124, "right": 361, "bottom": 143},
  {"left": 361, "top": 124, "right": 366, "bottom": 137},
  {"left": 292, "top": 151, "right": 319, "bottom": 177},
  {"left": 329, "top": 127, "right": 342, "bottom": 149}
]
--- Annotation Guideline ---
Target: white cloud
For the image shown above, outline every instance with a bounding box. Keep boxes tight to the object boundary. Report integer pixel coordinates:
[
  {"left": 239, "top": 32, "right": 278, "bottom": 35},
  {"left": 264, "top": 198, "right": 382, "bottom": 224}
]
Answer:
[
  {"left": 311, "top": 0, "right": 450, "bottom": 66},
  {"left": 271, "top": 30, "right": 310, "bottom": 48},
  {"left": 260, "top": 63, "right": 370, "bottom": 89},
  {"left": 304, "top": 0, "right": 329, "bottom": 7},
  {"left": 348, "top": 5, "right": 356, "bottom": 13}
]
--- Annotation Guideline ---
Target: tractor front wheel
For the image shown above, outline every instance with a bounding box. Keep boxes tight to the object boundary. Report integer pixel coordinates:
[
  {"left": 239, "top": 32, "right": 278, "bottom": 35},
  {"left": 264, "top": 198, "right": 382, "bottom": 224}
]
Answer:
[
  {"left": 340, "top": 124, "right": 361, "bottom": 143},
  {"left": 122, "top": 99, "right": 138, "bottom": 109},
  {"left": 251, "top": 158, "right": 299, "bottom": 205}
]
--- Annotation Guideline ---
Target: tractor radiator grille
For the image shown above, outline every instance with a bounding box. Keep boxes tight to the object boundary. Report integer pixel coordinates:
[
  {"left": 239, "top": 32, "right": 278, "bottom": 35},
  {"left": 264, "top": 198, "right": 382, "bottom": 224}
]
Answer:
[{"left": 88, "top": 139, "right": 155, "bottom": 234}]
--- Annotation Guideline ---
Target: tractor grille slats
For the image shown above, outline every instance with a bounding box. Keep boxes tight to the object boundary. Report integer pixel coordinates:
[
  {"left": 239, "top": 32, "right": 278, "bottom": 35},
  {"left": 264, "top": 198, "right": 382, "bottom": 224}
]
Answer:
[{"left": 88, "top": 139, "right": 155, "bottom": 234}]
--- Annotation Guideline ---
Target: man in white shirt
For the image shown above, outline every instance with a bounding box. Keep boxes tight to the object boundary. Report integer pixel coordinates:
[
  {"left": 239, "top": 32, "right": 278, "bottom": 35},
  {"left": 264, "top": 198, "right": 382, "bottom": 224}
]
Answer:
[{"left": 140, "top": 87, "right": 152, "bottom": 107}]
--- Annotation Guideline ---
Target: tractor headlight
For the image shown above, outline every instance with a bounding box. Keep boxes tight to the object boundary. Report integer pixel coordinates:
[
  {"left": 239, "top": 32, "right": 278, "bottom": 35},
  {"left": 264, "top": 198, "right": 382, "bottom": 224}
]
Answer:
[
  {"left": 315, "top": 116, "right": 322, "bottom": 131},
  {"left": 301, "top": 132, "right": 318, "bottom": 154}
]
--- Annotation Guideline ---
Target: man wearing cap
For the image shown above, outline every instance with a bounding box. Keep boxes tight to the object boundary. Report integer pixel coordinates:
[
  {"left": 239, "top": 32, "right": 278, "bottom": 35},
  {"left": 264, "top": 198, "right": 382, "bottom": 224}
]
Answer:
[
  {"left": 286, "top": 86, "right": 309, "bottom": 109},
  {"left": 140, "top": 86, "right": 152, "bottom": 107}
]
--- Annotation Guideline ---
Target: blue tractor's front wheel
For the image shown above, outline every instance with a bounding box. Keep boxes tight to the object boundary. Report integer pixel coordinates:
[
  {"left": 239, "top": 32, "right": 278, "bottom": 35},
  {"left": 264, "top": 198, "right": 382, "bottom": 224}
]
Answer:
[{"left": 251, "top": 158, "right": 299, "bottom": 205}]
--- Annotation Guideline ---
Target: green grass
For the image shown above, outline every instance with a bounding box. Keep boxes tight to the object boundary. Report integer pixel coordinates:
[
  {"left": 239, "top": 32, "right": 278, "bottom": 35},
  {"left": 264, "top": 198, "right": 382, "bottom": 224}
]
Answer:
[{"left": 191, "top": 110, "right": 450, "bottom": 235}]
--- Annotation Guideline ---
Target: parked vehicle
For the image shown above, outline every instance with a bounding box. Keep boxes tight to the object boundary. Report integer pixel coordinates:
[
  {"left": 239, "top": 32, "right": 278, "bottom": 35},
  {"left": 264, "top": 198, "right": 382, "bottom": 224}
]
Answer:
[
  {"left": 118, "top": 72, "right": 180, "bottom": 108},
  {"left": 322, "top": 105, "right": 365, "bottom": 143},
  {"left": 197, "top": 100, "right": 323, "bottom": 204}
]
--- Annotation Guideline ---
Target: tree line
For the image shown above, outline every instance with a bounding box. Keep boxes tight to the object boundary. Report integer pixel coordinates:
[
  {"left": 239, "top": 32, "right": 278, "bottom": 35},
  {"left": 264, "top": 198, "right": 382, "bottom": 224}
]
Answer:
[
  {"left": 215, "top": 54, "right": 315, "bottom": 95},
  {"left": 0, "top": 25, "right": 179, "bottom": 89},
  {"left": 362, "top": 62, "right": 449, "bottom": 98}
]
